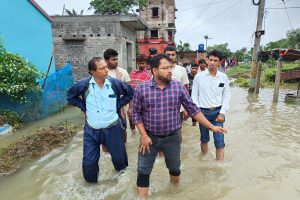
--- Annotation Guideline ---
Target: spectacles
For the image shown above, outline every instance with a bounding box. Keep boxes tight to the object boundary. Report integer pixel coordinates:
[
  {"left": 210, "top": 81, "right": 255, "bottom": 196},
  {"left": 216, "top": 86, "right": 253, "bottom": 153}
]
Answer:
[{"left": 158, "top": 66, "right": 172, "bottom": 70}]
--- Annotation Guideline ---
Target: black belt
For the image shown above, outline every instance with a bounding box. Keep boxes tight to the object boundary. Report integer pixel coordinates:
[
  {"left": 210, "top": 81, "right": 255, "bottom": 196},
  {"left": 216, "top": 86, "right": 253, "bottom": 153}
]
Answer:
[
  {"left": 85, "top": 120, "right": 119, "bottom": 131},
  {"left": 147, "top": 130, "right": 178, "bottom": 138},
  {"left": 200, "top": 106, "right": 221, "bottom": 111}
]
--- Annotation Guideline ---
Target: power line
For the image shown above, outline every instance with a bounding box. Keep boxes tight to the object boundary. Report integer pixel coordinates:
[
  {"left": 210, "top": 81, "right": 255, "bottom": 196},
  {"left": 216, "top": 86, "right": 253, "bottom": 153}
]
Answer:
[
  {"left": 176, "top": 0, "right": 242, "bottom": 42},
  {"left": 176, "top": 6, "right": 209, "bottom": 37},
  {"left": 265, "top": 7, "right": 300, "bottom": 9},
  {"left": 176, "top": 0, "right": 219, "bottom": 37},
  {"left": 282, "top": 0, "right": 294, "bottom": 30},
  {"left": 269, "top": 0, "right": 293, "bottom": 8},
  {"left": 249, "top": 8, "right": 259, "bottom": 47},
  {"left": 195, "top": 0, "right": 242, "bottom": 27},
  {"left": 177, "top": 0, "right": 230, "bottom": 12},
  {"left": 252, "top": 0, "right": 260, "bottom": 6}
]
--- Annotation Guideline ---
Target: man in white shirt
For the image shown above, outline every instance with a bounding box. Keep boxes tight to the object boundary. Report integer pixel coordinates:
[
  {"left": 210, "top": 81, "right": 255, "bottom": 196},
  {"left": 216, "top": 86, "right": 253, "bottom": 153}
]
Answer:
[
  {"left": 164, "top": 46, "right": 189, "bottom": 121},
  {"left": 104, "top": 49, "right": 131, "bottom": 83},
  {"left": 191, "top": 50, "right": 230, "bottom": 161}
]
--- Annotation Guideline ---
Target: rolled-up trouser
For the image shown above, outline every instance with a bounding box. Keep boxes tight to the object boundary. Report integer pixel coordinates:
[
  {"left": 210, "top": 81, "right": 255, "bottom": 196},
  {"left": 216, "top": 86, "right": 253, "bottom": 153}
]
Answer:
[
  {"left": 82, "top": 120, "right": 128, "bottom": 183},
  {"left": 137, "top": 130, "right": 181, "bottom": 187},
  {"left": 199, "top": 108, "right": 225, "bottom": 148}
]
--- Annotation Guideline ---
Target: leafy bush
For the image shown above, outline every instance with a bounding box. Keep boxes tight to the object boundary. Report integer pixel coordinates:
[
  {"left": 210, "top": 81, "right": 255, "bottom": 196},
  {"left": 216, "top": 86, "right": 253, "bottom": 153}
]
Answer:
[
  {"left": 0, "top": 109, "right": 23, "bottom": 129},
  {"left": 282, "top": 62, "right": 300, "bottom": 71},
  {"left": 234, "top": 77, "right": 249, "bottom": 87},
  {"left": 263, "top": 67, "right": 276, "bottom": 82},
  {"left": 263, "top": 61, "right": 300, "bottom": 82},
  {"left": 0, "top": 40, "right": 43, "bottom": 102},
  {"left": 265, "top": 58, "right": 275, "bottom": 68},
  {"left": 0, "top": 40, "right": 4, "bottom": 56}
]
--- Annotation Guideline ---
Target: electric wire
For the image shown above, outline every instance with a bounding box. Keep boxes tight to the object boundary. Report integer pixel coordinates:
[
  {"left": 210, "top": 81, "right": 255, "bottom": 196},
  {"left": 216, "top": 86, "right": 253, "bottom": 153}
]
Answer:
[
  {"left": 176, "top": 0, "right": 243, "bottom": 42},
  {"left": 177, "top": 0, "right": 230, "bottom": 12},
  {"left": 282, "top": 0, "right": 294, "bottom": 30},
  {"left": 252, "top": 0, "right": 260, "bottom": 6},
  {"left": 176, "top": 0, "right": 219, "bottom": 37},
  {"left": 268, "top": 0, "right": 292, "bottom": 8},
  {"left": 265, "top": 7, "right": 300, "bottom": 9}
]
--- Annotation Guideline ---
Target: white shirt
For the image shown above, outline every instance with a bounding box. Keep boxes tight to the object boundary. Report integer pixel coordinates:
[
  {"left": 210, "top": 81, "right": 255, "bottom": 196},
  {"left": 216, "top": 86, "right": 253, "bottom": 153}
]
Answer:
[
  {"left": 186, "top": 65, "right": 192, "bottom": 74},
  {"left": 172, "top": 64, "right": 189, "bottom": 112},
  {"left": 108, "top": 67, "right": 131, "bottom": 82},
  {"left": 191, "top": 69, "right": 230, "bottom": 115},
  {"left": 172, "top": 65, "right": 189, "bottom": 85}
]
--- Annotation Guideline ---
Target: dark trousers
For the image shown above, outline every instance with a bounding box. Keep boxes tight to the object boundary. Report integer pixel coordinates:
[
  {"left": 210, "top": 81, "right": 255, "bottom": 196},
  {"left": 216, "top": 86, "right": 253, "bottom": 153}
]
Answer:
[
  {"left": 82, "top": 120, "right": 128, "bottom": 183},
  {"left": 137, "top": 130, "right": 181, "bottom": 176}
]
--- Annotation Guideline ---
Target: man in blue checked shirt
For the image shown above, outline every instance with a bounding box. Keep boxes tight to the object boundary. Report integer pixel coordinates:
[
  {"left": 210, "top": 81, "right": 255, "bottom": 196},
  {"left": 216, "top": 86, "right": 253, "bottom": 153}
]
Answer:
[{"left": 132, "top": 54, "right": 226, "bottom": 197}]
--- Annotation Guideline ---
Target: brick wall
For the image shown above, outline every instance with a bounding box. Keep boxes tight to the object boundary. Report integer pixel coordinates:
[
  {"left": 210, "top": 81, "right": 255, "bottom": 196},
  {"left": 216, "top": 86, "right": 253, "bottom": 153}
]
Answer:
[
  {"left": 177, "top": 51, "right": 207, "bottom": 64},
  {"left": 52, "top": 16, "right": 137, "bottom": 80}
]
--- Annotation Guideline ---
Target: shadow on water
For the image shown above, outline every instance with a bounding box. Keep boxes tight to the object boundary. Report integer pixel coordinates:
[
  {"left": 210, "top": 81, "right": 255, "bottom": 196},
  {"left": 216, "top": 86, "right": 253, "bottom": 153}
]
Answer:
[{"left": 0, "top": 87, "right": 300, "bottom": 200}]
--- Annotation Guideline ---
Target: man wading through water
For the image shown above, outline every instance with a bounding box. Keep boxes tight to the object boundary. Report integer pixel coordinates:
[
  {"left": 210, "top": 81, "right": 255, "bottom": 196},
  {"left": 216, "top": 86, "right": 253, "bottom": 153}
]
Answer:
[
  {"left": 67, "top": 57, "right": 134, "bottom": 182},
  {"left": 132, "top": 54, "right": 226, "bottom": 197},
  {"left": 192, "top": 50, "right": 230, "bottom": 161}
]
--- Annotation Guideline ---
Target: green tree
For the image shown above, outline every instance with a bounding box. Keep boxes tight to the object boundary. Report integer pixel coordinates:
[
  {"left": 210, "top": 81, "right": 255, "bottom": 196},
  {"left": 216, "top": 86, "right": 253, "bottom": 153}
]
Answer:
[
  {"left": 244, "top": 47, "right": 253, "bottom": 62},
  {"left": 176, "top": 40, "right": 191, "bottom": 51},
  {"left": 263, "top": 29, "right": 300, "bottom": 50},
  {"left": 287, "top": 28, "right": 300, "bottom": 49},
  {"left": 207, "top": 43, "right": 232, "bottom": 59},
  {"left": 176, "top": 40, "right": 191, "bottom": 59},
  {"left": 65, "top": 8, "right": 84, "bottom": 16},
  {"left": 89, "top": 0, "right": 147, "bottom": 15},
  {"left": 263, "top": 38, "right": 289, "bottom": 51},
  {"left": 232, "top": 47, "right": 247, "bottom": 62}
]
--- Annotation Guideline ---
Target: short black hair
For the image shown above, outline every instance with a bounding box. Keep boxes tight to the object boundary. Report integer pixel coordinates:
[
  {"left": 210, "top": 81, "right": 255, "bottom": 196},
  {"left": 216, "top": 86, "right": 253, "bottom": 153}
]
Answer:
[
  {"left": 136, "top": 54, "right": 147, "bottom": 63},
  {"left": 207, "top": 50, "right": 223, "bottom": 60},
  {"left": 198, "top": 58, "right": 207, "bottom": 65},
  {"left": 150, "top": 54, "right": 172, "bottom": 73},
  {"left": 164, "top": 46, "right": 176, "bottom": 53},
  {"left": 191, "top": 63, "right": 199, "bottom": 68},
  {"left": 103, "top": 48, "right": 118, "bottom": 60},
  {"left": 88, "top": 57, "right": 103, "bottom": 75}
]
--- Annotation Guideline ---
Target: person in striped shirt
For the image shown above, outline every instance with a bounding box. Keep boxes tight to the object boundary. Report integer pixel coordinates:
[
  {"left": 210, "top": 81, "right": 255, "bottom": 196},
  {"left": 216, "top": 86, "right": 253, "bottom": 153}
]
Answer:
[{"left": 128, "top": 54, "right": 152, "bottom": 134}]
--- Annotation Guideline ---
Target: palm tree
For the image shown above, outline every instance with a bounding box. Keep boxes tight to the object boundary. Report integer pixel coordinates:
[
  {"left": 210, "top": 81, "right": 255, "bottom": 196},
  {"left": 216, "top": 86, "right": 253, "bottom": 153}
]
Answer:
[{"left": 65, "top": 9, "right": 84, "bottom": 16}]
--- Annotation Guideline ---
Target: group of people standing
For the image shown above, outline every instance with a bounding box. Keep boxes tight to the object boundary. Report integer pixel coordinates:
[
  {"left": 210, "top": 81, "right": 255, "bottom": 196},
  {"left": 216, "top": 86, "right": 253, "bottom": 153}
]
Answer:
[{"left": 67, "top": 46, "right": 230, "bottom": 197}]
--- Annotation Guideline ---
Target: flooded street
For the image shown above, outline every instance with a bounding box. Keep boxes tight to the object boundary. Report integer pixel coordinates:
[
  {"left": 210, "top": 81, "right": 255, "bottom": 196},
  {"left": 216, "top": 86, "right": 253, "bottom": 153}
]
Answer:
[{"left": 0, "top": 87, "right": 299, "bottom": 200}]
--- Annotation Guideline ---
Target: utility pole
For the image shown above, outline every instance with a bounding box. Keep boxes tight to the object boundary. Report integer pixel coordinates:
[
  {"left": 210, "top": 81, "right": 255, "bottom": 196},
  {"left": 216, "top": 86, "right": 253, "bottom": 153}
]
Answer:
[
  {"left": 204, "top": 35, "right": 211, "bottom": 51},
  {"left": 249, "top": 0, "right": 265, "bottom": 93}
]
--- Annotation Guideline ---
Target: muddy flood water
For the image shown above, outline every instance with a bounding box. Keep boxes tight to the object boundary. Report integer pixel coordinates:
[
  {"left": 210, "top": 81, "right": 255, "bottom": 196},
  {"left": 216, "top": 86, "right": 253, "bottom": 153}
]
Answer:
[{"left": 0, "top": 87, "right": 299, "bottom": 200}]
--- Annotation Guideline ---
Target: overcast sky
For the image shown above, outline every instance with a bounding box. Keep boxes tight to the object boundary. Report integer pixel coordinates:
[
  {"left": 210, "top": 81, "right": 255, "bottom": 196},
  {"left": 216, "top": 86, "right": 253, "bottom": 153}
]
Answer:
[{"left": 35, "top": 0, "right": 300, "bottom": 51}]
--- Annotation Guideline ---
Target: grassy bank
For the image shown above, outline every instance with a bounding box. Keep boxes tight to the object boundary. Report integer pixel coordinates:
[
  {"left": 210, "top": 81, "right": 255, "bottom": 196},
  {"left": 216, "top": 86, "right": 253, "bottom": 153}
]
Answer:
[
  {"left": 227, "top": 61, "right": 300, "bottom": 89},
  {"left": 0, "top": 124, "right": 78, "bottom": 176}
]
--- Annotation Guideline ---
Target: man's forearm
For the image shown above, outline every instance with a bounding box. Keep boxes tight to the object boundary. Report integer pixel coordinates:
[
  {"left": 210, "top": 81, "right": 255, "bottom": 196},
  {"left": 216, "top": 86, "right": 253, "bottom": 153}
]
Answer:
[
  {"left": 184, "top": 84, "right": 189, "bottom": 92},
  {"left": 136, "top": 123, "right": 148, "bottom": 138},
  {"left": 193, "top": 112, "right": 213, "bottom": 130}
]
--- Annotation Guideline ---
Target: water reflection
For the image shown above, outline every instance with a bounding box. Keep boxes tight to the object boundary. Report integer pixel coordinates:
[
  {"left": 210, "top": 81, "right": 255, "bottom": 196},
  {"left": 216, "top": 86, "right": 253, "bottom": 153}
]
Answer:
[{"left": 0, "top": 87, "right": 299, "bottom": 200}]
